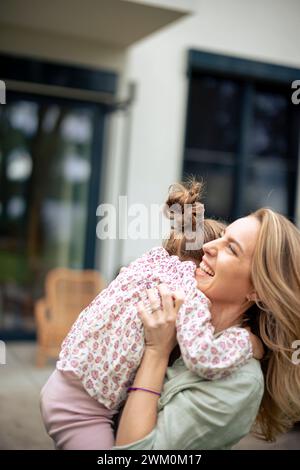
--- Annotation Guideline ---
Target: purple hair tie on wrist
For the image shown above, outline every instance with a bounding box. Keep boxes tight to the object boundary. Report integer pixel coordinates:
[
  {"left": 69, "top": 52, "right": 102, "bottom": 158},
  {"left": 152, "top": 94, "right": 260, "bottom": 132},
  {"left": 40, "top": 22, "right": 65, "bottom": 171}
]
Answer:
[{"left": 127, "top": 386, "right": 161, "bottom": 397}]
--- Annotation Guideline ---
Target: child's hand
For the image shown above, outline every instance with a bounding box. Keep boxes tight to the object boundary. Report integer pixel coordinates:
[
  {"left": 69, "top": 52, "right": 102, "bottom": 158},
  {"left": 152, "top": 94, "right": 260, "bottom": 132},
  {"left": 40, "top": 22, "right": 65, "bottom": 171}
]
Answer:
[{"left": 245, "top": 327, "right": 264, "bottom": 360}]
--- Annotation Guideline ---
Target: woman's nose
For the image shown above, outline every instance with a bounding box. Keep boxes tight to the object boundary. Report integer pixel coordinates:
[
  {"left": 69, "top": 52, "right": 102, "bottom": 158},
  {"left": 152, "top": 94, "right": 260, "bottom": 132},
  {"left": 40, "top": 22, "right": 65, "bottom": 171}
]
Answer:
[{"left": 203, "top": 241, "right": 218, "bottom": 257}]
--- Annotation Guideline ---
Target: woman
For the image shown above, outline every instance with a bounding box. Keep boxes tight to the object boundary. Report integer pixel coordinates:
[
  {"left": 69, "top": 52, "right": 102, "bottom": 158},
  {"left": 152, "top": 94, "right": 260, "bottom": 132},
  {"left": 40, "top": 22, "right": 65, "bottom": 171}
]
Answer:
[{"left": 114, "top": 209, "right": 300, "bottom": 449}]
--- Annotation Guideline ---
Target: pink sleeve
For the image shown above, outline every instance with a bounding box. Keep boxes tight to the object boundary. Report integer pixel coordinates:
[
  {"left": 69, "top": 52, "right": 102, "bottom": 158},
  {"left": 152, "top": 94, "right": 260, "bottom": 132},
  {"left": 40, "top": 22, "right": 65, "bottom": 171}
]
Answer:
[{"left": 176, "top": 289, "right": 253, "bottom": 380}]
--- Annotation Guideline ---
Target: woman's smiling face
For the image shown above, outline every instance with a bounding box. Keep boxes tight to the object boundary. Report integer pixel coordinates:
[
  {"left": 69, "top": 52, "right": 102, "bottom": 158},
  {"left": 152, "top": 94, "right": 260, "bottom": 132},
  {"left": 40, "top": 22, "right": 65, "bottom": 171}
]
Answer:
[{"left": 195, "top": 216, "right": 261, "bottom": 306}]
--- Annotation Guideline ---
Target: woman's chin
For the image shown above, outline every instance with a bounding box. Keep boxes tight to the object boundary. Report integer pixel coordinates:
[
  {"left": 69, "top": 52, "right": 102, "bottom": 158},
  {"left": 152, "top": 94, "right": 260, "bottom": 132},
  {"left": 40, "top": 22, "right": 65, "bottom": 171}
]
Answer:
[{"left": 195, "top": 268, "right": 214, "bottom": 289}]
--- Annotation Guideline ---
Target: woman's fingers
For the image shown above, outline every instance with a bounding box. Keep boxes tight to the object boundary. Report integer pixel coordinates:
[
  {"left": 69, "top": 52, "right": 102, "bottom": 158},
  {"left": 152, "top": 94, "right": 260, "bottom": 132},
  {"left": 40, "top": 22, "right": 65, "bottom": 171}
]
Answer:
[
  {"left": 138, "top": 284, "right": 186, "bottom": 326},
  {"left": 137, "top": 285, "right": 179, "bottom": 357},
  {"left": 172, "top": 289, "right": 185, "bottom": 312},
  {"left": 158, "top": 284, "right": 173, "bottom": 316},
  {"left": 137, "top": 301, "right": 153, "bottom": 327},
  {"left": 146, "top": 288, "right": 161, "bottom": 314},
  {"left": 145, "top": 285, "right": 186, "bottom": 318}
]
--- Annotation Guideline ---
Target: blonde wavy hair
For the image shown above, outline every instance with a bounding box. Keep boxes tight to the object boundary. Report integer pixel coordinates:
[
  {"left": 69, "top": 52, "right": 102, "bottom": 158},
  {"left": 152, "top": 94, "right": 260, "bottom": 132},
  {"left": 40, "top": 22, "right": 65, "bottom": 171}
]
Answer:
[
  {"left": 163, "top": 180, "right": 300, "bottom": 441},
  {"left": 247, "top": 208, "right": 300, "bottom": 441}
]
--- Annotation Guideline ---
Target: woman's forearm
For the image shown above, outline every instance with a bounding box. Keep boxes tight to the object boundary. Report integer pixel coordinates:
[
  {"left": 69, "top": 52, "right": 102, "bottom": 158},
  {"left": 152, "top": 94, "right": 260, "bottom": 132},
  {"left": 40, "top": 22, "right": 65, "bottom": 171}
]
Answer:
[{"left": 115, "top": 349, "right": 169, "bottom": 446}]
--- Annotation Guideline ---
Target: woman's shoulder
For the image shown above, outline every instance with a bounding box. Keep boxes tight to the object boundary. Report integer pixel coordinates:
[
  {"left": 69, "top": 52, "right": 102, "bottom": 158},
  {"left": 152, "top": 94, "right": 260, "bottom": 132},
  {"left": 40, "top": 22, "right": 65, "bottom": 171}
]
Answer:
[
  {"left": 194, "top": 358, "right": 264, "bottom": 416},
  {"left": 167, "top": 359, "right": 264, "bottom": 442},
  {"left": 233, "top": 358, "right": 264, "bottom": 390},
  {"left": 161, "top": 357, "right": 263, "bottom": 411},
  {"left": 169, "top": 357, "right": 264, "bottom": 413},
  {"left": 194, "top": 357, "right": 264, "bottom": 398}
]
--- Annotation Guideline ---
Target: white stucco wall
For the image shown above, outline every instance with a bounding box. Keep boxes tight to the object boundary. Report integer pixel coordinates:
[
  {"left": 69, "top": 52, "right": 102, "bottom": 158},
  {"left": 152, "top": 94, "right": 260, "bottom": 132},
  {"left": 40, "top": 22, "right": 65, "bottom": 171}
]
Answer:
[{"left": 115, "top": 0, "right": 300, "bottom": 277}]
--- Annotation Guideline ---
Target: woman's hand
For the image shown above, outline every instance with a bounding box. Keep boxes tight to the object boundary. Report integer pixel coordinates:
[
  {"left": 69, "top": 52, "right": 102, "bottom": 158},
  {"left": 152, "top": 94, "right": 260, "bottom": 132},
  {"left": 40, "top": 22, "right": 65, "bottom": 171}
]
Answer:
[
  {"left": 137, "top": 284, "right": 185, "bottom": 359},
  {"left": 115, "top": 284, "right": 185, "bottom": 446}
]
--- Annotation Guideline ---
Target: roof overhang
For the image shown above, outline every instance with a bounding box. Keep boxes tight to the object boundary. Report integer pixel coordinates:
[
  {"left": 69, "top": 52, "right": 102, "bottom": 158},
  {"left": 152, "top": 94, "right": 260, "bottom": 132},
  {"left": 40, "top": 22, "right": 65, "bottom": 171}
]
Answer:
[{"left": 0, "top": 0, "right": 195, "bottom": 48}]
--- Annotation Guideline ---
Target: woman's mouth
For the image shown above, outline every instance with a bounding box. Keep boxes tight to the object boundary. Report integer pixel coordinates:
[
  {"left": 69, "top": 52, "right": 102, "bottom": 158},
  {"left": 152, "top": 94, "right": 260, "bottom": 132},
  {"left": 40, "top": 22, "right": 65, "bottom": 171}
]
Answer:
[{"left": 197, "top": 260, "right": 215, "bottom": 277}]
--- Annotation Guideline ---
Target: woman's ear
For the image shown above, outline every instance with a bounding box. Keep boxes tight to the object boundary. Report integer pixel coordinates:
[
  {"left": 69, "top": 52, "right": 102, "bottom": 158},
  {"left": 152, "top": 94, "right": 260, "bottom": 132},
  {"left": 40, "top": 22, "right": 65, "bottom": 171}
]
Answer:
[{"left": 246, "top": 291, "right": 259, "bottom": 302}]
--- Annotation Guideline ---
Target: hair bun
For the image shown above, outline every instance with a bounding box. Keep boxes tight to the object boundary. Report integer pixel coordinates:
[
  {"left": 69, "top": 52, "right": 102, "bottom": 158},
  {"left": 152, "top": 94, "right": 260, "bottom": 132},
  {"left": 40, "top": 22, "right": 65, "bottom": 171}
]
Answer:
[
  {"left": 163, "top": 177, "right": 204, "bottom": 225},
  {"left": 169, "top": 180, "right": 202, "bottom": 205}
]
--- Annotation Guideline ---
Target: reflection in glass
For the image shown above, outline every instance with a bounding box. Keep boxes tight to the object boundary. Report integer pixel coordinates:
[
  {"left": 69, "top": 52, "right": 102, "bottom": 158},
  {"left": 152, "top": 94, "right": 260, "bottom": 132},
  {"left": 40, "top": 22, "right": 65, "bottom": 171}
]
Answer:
[
  {"left": 184, "top": 74, "right": 296, "bottom": 221},
  {"left": 184, "top": 158, "right": 234, "bottom": 220},
  {"left": 244, "top": 88, "right": 292, "bottom": 215},
  {"left": 186, "top": 75, "right": 242, "bottom": 154},
  {"left": 62, "top": 152, "right": 91, "bottom": 183},
  {"left": 7, "top": 196, "right": 26, "bottom": 219},
  {"left": 8, "top": 101, "right": 38, "bottom": 136},
  {"left": 0, "top": 99, "right": 95, "bottom": 333},
  {"left": 7, "top": 149, "right": 32, "bottom": 181},
  {"left": 184, "top": 74, "right": 242, "bottom": 219}
]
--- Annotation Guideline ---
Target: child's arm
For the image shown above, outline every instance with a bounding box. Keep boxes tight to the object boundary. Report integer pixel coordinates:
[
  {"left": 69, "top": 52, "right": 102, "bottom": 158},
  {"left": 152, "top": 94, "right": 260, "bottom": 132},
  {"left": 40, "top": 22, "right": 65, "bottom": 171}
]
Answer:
[{"left": 176, "top": 290, "right": 253, "bottom": 380}]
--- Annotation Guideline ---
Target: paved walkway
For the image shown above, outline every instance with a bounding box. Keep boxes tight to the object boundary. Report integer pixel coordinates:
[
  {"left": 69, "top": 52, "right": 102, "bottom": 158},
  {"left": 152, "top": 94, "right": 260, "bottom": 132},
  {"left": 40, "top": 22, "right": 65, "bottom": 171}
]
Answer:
[{"left": 0, "top": 342, "right": 299, "bottom": 450}]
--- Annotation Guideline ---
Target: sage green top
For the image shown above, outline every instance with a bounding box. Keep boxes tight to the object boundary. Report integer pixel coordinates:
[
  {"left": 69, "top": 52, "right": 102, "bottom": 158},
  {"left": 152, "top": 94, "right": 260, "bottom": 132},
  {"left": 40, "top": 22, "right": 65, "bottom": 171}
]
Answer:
[{"left": 113, "top": 356, "right": 264, "bottom": 450}]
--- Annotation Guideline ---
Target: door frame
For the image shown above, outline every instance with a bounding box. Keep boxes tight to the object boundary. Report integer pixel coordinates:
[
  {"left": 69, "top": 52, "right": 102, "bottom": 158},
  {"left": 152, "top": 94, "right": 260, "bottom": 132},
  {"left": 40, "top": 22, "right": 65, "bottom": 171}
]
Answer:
[{"left": 0, "top": 53, "right": 118, "bottom": 340}]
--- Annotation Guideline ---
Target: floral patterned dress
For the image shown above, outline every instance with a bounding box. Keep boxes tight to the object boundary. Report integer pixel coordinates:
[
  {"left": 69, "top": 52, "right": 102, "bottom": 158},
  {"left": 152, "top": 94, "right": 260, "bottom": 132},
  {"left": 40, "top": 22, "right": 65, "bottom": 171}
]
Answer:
[{"left": 57, "top": 247, "right": 252, "bottom": 410}]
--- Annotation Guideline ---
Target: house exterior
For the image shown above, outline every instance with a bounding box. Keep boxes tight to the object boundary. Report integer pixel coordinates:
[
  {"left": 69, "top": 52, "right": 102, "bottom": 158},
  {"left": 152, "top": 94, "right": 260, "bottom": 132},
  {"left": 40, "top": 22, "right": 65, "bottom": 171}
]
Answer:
[
  {"left": 0, "top": 0, "right": 300, "bottom": 338},
  {"left": 121, "top": 0, "right": 300, "bottom": 273}
]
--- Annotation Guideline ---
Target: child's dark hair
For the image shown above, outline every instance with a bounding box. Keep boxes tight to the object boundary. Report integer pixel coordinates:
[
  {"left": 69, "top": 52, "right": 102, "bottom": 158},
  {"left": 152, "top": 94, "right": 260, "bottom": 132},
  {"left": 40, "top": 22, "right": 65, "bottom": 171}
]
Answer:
[{"left": 163, "top": 178, "right": 227, "bottom": 265}]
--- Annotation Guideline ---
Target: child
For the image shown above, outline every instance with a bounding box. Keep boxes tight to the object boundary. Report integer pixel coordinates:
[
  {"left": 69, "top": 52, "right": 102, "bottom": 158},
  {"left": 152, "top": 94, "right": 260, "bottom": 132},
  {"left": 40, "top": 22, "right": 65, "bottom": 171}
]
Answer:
[{"left": 40, "top": 180, "right": 255, "bottom": 450}]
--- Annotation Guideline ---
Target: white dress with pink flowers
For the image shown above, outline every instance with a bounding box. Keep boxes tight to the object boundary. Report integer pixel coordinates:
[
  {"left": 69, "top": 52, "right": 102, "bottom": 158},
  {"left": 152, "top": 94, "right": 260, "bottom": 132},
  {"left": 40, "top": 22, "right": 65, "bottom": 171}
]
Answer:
[{"left": 56, "top": 247, "right": 253, "bottom": 410}]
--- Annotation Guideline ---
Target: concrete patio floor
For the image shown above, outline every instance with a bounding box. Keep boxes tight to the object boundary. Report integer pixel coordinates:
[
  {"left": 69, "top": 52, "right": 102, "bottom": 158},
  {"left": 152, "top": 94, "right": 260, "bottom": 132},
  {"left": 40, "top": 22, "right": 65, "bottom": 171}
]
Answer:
[{"left": 0, "top": 342, "right": 299, "bottom": 450}]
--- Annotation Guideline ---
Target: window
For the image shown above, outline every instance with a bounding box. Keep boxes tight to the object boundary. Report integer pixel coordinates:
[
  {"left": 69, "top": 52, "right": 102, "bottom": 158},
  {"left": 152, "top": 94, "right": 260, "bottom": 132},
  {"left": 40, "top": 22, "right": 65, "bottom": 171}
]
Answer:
[{"left": 183, "top": 50, "right": 300, "bottom": 222}]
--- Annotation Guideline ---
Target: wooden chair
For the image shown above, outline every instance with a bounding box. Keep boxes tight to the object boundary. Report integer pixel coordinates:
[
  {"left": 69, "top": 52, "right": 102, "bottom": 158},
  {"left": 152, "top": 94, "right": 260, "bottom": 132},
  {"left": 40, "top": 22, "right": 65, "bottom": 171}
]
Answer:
[{"left": 35, "top": 268, "right": 106, "bottom": 367}]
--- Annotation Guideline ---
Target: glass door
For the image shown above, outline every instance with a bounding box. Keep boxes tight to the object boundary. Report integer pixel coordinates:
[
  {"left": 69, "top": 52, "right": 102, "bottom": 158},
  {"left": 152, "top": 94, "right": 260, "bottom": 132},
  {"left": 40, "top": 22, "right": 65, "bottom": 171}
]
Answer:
[{"left": 0, "top": 92, "right": 105, "bottom": 337}]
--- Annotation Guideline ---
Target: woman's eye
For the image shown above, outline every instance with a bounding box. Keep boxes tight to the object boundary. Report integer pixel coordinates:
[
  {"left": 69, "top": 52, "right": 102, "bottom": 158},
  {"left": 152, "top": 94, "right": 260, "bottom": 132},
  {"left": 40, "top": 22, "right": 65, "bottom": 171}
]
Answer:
[{"left": 228, "top": 244, "right": 237, "bottom": 255}]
